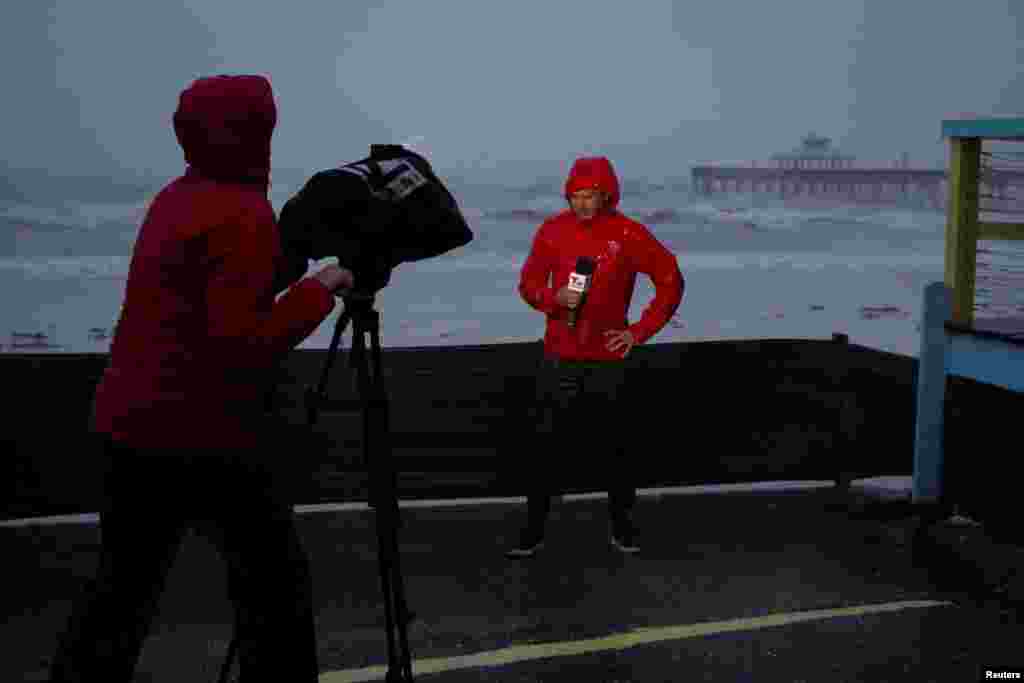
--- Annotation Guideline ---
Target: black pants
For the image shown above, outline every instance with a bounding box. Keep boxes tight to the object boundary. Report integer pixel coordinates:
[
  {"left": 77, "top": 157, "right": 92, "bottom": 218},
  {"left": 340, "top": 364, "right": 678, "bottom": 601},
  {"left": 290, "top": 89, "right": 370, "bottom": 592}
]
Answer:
[
  {"left": 48, "top": 437, "right": 318, "bottom": 682},
  {"left": 526, "top": 357, "right": 637, "bottom": 531}
]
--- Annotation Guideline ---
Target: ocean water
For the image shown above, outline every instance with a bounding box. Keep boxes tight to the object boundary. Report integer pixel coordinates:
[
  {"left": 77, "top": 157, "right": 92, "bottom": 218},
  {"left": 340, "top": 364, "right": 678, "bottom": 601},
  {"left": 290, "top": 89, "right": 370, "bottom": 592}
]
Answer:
[{"left": 1, "top": 177, "right": 1021, "bottom": 358}]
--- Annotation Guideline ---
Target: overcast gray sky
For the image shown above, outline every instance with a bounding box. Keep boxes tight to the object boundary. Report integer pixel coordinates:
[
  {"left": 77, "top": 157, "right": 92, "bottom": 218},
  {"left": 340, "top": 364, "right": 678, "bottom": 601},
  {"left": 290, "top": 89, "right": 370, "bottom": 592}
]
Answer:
[{"left": 1, "top": 0, "right": 1020, "bottom": 183}]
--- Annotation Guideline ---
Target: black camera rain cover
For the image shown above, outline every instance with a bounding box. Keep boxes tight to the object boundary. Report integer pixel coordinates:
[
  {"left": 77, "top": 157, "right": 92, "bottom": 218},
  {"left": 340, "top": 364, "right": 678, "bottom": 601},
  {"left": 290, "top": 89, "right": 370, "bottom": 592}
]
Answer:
[{"left": 277, "top": 146, "right": 473, "bottom": 288}]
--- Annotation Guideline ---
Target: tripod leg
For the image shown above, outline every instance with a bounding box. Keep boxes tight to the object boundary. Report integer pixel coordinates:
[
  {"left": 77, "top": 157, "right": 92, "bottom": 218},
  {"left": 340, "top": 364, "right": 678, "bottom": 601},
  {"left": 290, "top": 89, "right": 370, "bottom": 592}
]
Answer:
[
  {"left": 348, "top": 304, "right": 415, "bottom": 681},
  {"left": 307, "top": 309, "right": 351, "bottom": 427},
  {"left": 351, "top": 328, "right": 374, "bottom": 472},
  {"left": 320, "top": 309, "right": 351, "bottom": 396},
  {"left": 368, "top": 318, "right": 415, "bottom": 682},
  {"left": 369, "top": 310, "right": 383, "bottom": 383},
  {"left": 386, "top": 492, "right": 415, "bottom": 681},
  {"left": 374, "top": 503, "right": 403, "bottom": 680}
]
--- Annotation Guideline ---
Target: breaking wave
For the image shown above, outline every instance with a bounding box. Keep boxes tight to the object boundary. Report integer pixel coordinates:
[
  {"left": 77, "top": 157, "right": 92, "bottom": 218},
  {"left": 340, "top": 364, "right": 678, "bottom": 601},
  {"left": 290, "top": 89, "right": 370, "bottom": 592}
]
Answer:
[
  {"left": 1, "top": 200, "right": 149, "bottom": 231},
  {"left": 0, "top": 255, "right": 130, "bottom": 280}
]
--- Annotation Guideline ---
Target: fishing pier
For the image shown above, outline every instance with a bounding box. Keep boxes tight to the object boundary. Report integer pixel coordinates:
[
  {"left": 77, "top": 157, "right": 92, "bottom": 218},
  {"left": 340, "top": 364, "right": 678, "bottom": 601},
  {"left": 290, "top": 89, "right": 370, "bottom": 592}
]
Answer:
[{"left": 691, "top": 133, "right": 1024, "bottom": 208}]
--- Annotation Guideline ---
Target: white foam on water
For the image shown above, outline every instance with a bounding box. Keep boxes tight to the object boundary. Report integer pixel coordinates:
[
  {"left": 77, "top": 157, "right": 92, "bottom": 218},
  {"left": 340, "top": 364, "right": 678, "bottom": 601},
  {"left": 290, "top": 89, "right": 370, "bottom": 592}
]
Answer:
[
  {"left": 403, "top": 251, "right": 524, "bottom": 273},
  {"left": 1, "top": 199, "right": 150, "bottom": 231},
  {"left": 0, "top": 255, "right": 130, "bottom": 280},
  {"left": 678, "top": 251, "right": 943, "bottom": 271}
]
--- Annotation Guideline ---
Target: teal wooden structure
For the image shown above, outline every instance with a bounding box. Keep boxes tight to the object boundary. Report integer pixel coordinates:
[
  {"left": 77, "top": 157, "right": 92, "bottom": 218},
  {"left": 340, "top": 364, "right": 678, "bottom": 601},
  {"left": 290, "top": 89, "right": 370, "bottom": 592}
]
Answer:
[{"left": 912, "top": 116, "right": 1024, "bottom": 504}]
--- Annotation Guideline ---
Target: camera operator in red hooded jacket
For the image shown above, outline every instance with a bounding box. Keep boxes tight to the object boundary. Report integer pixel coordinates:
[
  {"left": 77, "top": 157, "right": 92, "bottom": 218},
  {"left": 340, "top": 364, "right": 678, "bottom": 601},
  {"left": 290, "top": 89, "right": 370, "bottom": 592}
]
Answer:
[
  {"left": 49, "top": 75, "right": 347, "bottom": 683},
  {"left": 507, "top": 156, "right": 684, "bottom": 558}
]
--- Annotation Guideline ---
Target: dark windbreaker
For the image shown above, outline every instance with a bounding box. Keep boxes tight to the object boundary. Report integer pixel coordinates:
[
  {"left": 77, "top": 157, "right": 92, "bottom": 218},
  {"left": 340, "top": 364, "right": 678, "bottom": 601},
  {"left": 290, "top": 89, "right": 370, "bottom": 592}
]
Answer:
[
  {"left": 519, "top": 157, "right": 684, "bottom": 361},
  {"left": 91, "top": 75, "right": 335, "bottom": 449}
]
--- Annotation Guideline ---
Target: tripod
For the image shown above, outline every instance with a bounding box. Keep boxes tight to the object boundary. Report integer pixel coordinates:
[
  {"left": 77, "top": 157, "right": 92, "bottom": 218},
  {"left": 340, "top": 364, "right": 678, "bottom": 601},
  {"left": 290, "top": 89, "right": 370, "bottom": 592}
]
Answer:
[{"left": 218, "top": 292, "right": 415, "bottom": 683}]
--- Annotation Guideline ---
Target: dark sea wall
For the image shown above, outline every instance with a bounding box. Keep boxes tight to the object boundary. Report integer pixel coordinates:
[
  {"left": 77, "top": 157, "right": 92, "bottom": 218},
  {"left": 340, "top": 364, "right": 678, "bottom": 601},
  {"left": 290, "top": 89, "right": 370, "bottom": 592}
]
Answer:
[{"left": 2, "top": 337, "right": 1018, "bottom": 524}]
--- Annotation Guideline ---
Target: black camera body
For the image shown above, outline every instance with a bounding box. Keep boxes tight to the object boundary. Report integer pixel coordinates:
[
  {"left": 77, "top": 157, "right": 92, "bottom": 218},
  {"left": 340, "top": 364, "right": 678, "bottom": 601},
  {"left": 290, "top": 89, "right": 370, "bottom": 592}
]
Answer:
[{"left": 277, "top": 144, "right": 474, "bottom": 295}]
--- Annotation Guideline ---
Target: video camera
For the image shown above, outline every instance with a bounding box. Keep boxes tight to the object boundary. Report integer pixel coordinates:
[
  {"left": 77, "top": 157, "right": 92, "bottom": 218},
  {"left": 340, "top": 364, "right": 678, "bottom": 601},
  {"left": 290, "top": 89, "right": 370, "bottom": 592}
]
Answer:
[
  {"left": 276, "top": 144, "right": 474, "bottom": 295},
  {"left": 268, "top": 145, "right": 474, "bottom": 683}
]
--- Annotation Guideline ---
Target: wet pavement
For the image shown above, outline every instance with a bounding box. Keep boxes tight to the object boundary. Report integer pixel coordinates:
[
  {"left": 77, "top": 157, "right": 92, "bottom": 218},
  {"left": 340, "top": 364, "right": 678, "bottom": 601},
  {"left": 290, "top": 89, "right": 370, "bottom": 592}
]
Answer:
[{"left": 3, "top": 486, "right": 1022, "bottom": 682}]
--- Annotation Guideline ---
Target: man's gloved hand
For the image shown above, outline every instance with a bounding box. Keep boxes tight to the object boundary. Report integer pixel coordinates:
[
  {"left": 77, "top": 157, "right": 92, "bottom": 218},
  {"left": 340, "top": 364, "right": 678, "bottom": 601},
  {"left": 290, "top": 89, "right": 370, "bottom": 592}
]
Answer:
[
  {"left": 555, "top": 285, "right": 583, "bottom": 309},
  {"left": 312, "top": 264, "right": 355, "bottom": 295},
  {"left": 605, "top": 330, "right": 636, "bottom": 357}
]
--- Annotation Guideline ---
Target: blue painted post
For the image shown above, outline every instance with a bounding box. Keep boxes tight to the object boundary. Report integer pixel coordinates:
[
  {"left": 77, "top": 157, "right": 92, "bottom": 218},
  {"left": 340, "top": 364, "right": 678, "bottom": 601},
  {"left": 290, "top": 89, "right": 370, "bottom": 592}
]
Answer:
[{"left": 912, "top": 282, "right": 951, "bottom": 503}]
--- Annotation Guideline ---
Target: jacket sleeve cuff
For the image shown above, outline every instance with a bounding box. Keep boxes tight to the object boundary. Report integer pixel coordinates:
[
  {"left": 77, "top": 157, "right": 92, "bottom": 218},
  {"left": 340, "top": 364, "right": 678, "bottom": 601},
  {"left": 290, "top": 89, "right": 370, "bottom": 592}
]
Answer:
[
  {"left": 278, "top": 277, "right": 336, "bottom": 329},
  {"left": 306, "top": 277, "right": 337, "bottom": 316},
  {"left": 627, "top": 323, "right": 648, "bottom": 345},
  {"left": 539, "top": 287, "right": 559, "bottom": 315}
]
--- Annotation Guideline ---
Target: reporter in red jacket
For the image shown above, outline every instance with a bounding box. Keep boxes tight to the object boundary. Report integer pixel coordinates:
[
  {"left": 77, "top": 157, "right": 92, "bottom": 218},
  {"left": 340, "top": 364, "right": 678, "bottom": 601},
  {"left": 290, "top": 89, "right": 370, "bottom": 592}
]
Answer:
[
  {"left": 507, "top": 156, "right": 684, "bottom": 558},
  {"left": 49, "top": 75, "right": 349, "bottom": 683}
]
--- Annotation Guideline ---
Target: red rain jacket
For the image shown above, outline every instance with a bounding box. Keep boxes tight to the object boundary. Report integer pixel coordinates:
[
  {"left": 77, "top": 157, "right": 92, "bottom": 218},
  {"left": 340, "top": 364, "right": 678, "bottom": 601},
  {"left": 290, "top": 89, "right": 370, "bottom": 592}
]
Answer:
[
  {"left": 519, "top": 157, "right": 684, "bottom": 361},
  {"left": 91, "top": 75, "right": 336, "bottom": 450}
]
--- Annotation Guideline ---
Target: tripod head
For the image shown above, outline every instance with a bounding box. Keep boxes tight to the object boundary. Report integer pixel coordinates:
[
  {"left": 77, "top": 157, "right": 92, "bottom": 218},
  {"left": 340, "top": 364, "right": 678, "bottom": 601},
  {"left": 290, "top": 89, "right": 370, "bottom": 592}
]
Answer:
[{"left": 340, "top": 290, "right": 379, "bottom": 317}]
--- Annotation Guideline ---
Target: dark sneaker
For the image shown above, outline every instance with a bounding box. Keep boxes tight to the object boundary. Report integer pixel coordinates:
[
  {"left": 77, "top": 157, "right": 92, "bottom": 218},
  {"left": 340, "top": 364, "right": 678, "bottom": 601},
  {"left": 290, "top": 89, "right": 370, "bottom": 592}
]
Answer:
[
  {"left": 505, "top": 530, "right": 545, "bottom": 558},
  {"left": 610, "top": 518, "right": 640, "bottom": 554}
]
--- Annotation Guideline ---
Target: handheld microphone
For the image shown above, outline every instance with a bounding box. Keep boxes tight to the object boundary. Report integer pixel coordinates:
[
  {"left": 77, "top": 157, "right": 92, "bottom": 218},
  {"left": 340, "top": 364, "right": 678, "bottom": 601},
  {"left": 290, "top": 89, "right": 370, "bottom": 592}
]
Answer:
[{"left": 567, "top": 256, "right": 595, "bottom": 328}]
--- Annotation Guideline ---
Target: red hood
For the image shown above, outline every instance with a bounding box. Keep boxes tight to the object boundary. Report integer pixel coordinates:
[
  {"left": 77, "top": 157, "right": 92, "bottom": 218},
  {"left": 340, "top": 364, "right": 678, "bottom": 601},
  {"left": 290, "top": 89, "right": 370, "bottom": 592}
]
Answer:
[
  {"left": 172, "top": 74, "right": 276, "bottom": 187},
  {"left": 563, "top": 156, "right": 621, "bottom": 209}
]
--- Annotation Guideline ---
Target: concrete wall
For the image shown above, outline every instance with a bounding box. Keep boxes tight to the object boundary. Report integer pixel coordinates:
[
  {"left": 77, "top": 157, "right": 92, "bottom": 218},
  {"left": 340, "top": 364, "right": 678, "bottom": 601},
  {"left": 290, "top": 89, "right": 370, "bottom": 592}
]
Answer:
[{"left": 2, "top": 338, "right": 1016, "bottom": 522}]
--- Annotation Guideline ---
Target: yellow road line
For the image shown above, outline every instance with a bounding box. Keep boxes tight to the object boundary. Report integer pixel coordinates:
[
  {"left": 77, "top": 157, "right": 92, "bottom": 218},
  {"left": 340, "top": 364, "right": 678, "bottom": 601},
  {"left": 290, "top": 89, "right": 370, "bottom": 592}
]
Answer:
[{"left": 319, "top": 599, "right": 953, "bottom": 682}]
